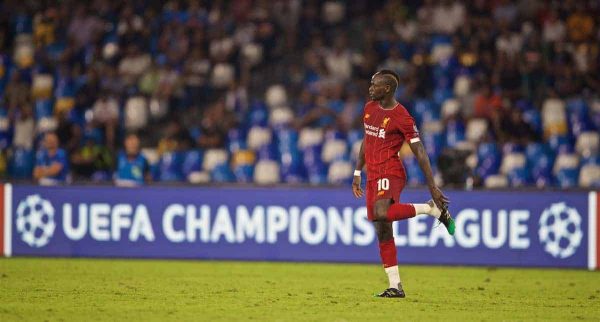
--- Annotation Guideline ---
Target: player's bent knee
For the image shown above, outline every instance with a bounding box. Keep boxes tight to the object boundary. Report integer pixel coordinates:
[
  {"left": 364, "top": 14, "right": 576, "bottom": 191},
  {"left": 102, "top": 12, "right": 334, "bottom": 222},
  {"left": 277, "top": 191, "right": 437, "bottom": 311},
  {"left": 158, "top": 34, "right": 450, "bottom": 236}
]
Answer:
[
  {"left": 375, "top": 212, "right": 387, "bottom": 222},
  {"left": 373, "top": 202, "right": 390, "bottom": 222}
]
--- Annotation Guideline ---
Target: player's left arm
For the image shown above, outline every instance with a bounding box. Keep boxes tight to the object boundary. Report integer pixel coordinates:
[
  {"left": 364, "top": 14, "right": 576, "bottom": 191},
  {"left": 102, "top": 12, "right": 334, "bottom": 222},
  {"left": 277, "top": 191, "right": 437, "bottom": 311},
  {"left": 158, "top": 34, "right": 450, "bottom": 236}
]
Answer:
[
  {"left": 397, "top": 108, "right": 449, "bottom": 208},
  {"left": 408, "top": 140, "right": 449, "bottom": 209}
]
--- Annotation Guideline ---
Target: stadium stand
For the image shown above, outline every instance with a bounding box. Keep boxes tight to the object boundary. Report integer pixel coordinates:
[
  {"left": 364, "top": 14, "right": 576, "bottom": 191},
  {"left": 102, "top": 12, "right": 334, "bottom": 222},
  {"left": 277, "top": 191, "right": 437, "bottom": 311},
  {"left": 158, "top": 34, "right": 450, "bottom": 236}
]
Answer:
[{"left": 0, "top": 0, "right": 598, "bottom": 188}]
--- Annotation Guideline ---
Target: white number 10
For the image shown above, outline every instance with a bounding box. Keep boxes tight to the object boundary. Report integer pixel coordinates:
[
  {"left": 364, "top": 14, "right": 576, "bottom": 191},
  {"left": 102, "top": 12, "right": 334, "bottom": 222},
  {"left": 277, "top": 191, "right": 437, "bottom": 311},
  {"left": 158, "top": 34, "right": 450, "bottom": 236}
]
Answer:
[{"left": 377, "top": 178, "right": 389, "bottom": 191}]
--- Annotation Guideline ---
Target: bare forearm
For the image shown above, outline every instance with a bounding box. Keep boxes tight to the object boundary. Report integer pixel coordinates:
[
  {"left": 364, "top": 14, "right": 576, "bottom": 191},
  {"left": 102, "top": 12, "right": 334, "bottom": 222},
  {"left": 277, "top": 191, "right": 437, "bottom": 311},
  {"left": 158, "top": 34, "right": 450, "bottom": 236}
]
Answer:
[
  {"left": 410, "top": 142, "right": 436, "bottom": 191},
  {"left": 355, "top": 140, "right": 365, "bottom": 171}
]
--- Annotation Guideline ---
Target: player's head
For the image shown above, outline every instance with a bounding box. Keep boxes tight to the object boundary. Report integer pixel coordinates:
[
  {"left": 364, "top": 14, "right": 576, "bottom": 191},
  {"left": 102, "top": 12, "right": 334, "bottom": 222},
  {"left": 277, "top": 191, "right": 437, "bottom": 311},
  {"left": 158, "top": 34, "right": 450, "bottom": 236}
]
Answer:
[
  {"left": 124, "top": 133, "right": 140, "bottom": 156},
  {"left": 369, "top": 70, "right": 400, "bottom": 101}
]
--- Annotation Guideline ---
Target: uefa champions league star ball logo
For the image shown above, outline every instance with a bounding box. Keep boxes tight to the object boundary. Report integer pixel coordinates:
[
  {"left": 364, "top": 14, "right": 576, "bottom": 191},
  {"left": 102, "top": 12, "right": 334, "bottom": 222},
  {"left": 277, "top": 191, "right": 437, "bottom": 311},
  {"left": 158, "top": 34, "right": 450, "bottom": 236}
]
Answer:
[
  {"left": 538, "top": 202, "right": 583, "bottom": 259},
  {"left": 16, "top": 194, "right": 56, "bottom": 248}
]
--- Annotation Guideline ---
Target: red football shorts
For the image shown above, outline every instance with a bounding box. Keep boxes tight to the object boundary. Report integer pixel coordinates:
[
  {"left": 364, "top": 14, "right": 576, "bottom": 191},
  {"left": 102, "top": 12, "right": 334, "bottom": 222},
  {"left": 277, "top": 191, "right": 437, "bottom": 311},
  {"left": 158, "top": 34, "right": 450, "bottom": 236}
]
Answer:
[{"left": 366, "top": 176, "right": 406, "bottom": 221}]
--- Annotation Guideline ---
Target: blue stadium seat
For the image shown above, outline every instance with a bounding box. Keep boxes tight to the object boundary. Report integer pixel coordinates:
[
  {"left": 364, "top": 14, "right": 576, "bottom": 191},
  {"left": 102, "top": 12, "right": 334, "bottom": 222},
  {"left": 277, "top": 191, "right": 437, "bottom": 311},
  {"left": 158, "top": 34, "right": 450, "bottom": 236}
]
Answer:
[
  {"left": 54, "top": 75, "right": 75, "bottom": 98},
  {"left": 476, "top": 143, "right": 501, "bottom": 178},
  {"left": 182, "top": 150, "right": 203, "bottom": 177},
  {"left": 433, "top": 88, "right": 453, "bottom": 106},
  {"left": 325, "top": 129, "right": 346, "bottom": 141},
  {"left": 555, "top": 168, "right": 579, "bottom": 188},
  {"left": 548, "top": 135, "right": 573, "bottom": 154},
  {"left": 34, "top": 99, "right": 53, "bottom": 120},
  {"left": 567, "top": 98, "right": 592, "bottom": 137},
  {"left": 13, "top": 13, "right": 32, "bottom": 33},
  {"left": 228, "top": 128, "right": 246, "bottom": 143},
  {"left": 8, "top": 148, "right": 34, "bottom": 179},
  {"left": 302, "top": 145, "right": 324, "bottom": 169},
  {"left": 581, "top": 155, "right": 599, "bottom": 166},
  {"left": 422, "top": 131, "right": 444, "bottom": 160},
  {"left": 403, "top": 157, "right": 425, "bottom": 186},
  {"left": 247, "top": 101, "right": 268, "bottom": 126},
  {"left": 280, "top": 155, "right": 305, "bottom": 184},
  {"left": 445, "top": 119, "right": 465, "bottom": 148},
  {"left": 515, "top": 99, "right": 534, "bottom": 112},
  {"left": 233, "top": 164, "right": 254, "bottom": 183},
  {"left": 526, "top": 143, "right": 554, "bottom": 184},
  {"left": 275, "top": 128, "right": 299, "bottom": 154},
  {"left": 507, "top": 167, "right": 531, "bottom": 187},
  {"left": 347, "top": 129, "right": 363, "bottom": 146},
  {"left": 91, "top": 170, "right": 111, "bottom": 182},
  {"left": 257, "top": 144, "right": 278, "bottom": 161},
  {"left": 522, "top": 109, "right": 542, "bottom": 136},
  {"left": 157, "top": 151, "right": 185, "bottom": 182},
  {"left": 211, "top": 163, "right": 235, "bottom": 183},
  {"left": 306, "top": 163, "right": 328, "bottom": 185},
  {"left": 0, "top": 109, "right": 10, "bottom": 149},
  {"left": 413, "top": 99, "right": 437, "bottom": 126},
  {"left": 533, "top": 172, "right": 553, "bottom": 188},
  {"left": 227, "top": 128, "right": 247, "bottom": 153},
  {"left": 502, "top": 142, "right": 524, "bottom": 154}
]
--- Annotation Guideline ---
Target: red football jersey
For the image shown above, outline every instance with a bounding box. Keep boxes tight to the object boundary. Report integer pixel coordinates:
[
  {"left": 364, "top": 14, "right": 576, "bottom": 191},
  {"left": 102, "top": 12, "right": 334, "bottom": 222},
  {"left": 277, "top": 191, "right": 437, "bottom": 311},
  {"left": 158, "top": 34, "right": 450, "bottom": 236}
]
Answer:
[{"left": 362, "top": 100, "right": 420, "bottom": 181}]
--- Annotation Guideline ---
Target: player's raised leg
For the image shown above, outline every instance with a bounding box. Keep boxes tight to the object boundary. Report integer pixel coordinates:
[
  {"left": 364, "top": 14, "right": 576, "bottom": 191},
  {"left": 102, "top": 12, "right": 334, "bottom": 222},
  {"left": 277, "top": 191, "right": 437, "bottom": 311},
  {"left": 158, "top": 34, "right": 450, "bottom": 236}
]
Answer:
[{"left": 371, "top": 179, "right": 454, "bottom": 235}]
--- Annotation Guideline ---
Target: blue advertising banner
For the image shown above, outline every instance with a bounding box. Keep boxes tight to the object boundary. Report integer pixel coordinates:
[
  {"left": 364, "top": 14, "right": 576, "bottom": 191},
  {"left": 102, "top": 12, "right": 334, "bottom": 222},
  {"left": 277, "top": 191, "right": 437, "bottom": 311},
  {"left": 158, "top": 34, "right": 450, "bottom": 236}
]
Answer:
[{"left": 9, "top": 185, "right": 592, "bottom": 268}]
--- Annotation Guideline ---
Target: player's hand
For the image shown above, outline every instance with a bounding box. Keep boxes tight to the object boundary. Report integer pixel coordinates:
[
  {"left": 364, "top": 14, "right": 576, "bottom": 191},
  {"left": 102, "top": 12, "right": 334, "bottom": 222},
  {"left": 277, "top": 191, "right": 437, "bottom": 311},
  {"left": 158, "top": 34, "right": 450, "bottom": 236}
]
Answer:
[
  {"left": 430, "top": 186, "right": 449, "bottom": 210},
  {"left": 352, "top": 175, "right": 364, "bottom": 198}
]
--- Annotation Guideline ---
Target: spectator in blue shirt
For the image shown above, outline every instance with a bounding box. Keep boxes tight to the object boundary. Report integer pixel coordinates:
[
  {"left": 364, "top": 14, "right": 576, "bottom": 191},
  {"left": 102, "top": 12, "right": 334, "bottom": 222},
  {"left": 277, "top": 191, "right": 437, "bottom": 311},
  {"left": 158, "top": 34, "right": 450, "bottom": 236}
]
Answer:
[
  {"left": 115, "top": 133, "right": 150, "bottom": 187},
  {"left": 33, "top": 132, "right": 70, "bottom": 185}
]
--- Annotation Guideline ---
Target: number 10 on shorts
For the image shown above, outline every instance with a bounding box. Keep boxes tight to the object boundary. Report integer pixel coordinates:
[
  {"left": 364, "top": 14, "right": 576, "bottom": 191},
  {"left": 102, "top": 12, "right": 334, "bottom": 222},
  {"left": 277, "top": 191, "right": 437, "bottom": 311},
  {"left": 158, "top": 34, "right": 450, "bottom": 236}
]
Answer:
[{"left": 377, "top": 178, "right": 389, "bottom": 191}]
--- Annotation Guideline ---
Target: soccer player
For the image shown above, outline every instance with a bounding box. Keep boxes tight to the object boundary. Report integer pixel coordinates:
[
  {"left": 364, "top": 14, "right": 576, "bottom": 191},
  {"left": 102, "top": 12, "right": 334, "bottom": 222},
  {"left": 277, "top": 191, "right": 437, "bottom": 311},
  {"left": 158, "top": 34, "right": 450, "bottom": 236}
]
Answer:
[{"left": 352, "top": 70, "right": 455, "bottom": 298}]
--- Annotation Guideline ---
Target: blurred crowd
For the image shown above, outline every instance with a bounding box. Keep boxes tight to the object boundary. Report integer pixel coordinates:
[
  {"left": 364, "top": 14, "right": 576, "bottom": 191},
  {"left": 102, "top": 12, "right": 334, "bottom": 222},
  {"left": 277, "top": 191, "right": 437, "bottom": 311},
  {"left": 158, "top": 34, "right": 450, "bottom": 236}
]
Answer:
[{"left": 0, "top": 0, "right": 598, "bottom": 188}]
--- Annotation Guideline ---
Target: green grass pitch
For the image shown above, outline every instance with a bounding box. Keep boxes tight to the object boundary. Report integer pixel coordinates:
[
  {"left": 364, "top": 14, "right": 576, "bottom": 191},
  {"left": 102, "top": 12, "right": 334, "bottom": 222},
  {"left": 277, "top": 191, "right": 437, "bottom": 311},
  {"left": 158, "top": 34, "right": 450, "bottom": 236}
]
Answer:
[{"left": 1, "top": 258, "right": 599, "bottom": 321}]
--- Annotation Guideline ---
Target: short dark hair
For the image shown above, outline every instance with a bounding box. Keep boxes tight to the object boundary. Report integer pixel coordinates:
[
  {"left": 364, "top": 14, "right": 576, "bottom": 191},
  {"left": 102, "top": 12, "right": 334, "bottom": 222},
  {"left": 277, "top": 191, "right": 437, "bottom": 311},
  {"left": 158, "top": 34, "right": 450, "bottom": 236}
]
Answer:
[
  {"left": 377, "top": 69, "right": 400, "bottom": 86},
  {"left": 377, "top": 69, "right": 400, "bottom": 90}
]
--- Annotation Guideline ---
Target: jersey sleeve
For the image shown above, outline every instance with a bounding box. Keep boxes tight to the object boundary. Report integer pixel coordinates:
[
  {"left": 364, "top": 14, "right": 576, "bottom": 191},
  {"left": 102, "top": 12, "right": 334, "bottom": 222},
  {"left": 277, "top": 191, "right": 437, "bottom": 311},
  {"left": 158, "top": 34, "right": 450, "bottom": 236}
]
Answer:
[{"left": 397, "top": 107, "right": 420, "bottom": 143}]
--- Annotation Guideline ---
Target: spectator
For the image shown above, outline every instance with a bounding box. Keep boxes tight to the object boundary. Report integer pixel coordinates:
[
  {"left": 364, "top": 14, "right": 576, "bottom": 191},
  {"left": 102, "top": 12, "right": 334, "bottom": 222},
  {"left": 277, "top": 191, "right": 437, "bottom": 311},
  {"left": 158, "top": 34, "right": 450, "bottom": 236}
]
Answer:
[
  {"left": 324, "top": 35, "right": 354, "bottom": 82},
  {"left": 70, "top": 133, "right": 113, "bottom": 180},
  {"left": 543, "top": 11, "right": 566, "bottom": 43},
  {"left": 115, "top": 133, "right": 150, "bottom": 187},
  {"left": 55, "top": 109, "right": 82, "bottom": 155},
  {"left": 12, "top": 104, "right": 34, "bottom": 150},
  {"left": 497, "top": 107, "right": 538, "bottom": 145},
  {"left": 67, "top": 5, "right": 102, "bottom": 49},
  {"left": 197, "top": 100, "right": 235, "bottom": 149},
  {"left": 431, "top": 0, "right": 466, "bottom": 35},
  {"left": 566, "top": 4, "right": 595, "bottom": 43},
  {"left": 1, "top": 0, "right": 598, "bottom": 188},
  {"left": 33, "top": 132, "right": 69, "bottom": 185},
  {"left": 91, "top": 91, "right": 119, "bottom": 149},
  {"left": 473, "top": 83, "right": 502, "bottom": 120},
  {"left": 118, "top": 44, "right": 151, "bottom": 86}
]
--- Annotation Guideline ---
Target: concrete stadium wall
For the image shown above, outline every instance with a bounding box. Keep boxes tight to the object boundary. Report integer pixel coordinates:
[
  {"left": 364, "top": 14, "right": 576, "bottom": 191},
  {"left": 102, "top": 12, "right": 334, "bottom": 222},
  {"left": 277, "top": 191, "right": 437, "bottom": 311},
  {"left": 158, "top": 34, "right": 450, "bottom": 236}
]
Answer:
[{"left": 1, "top": 184, "right": 598, "bottom": 270}]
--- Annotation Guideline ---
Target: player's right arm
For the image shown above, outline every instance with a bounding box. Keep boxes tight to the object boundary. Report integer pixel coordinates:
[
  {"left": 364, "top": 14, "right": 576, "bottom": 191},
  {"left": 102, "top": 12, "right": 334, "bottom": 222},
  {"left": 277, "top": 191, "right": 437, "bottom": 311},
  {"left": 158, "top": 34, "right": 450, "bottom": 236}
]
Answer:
[{"left": 352, "top": 140, "right": 365, "bottom": 198}]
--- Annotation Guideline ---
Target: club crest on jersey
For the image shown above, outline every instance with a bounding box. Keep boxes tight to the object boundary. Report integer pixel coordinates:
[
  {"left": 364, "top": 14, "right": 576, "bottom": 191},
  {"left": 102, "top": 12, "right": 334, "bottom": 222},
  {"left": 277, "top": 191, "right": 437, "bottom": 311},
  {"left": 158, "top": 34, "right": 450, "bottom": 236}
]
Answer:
[
  {"left": 381, "top": 117, "right": 390, "bottom": 128},
  {"left": 364, "top": 114, "right": 370, "bottom": 120}
]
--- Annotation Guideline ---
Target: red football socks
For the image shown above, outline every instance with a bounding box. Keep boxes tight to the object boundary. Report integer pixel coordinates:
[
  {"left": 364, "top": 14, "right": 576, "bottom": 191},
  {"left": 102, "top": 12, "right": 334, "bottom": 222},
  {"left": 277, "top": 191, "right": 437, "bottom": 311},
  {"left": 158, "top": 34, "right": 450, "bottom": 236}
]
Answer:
[
  {"left": 386, "top": 203, "right": 416, "bottom": 222},
  {"left": 378, "top": 239, "right": 397, "bottom": 268}
]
